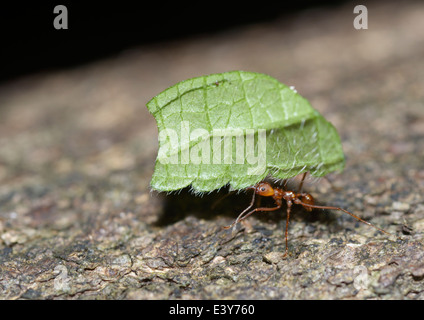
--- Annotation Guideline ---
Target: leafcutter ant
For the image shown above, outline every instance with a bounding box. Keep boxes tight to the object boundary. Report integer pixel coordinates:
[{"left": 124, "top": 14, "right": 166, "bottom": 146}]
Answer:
[{"left": 223, "top": 172, "right": 390, "bottom": 257}]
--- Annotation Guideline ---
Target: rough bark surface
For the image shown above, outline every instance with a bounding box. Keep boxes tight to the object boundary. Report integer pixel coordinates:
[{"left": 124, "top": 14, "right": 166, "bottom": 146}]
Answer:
[{"left": 1, "top": 1, "right": 423, "bottom": 299}]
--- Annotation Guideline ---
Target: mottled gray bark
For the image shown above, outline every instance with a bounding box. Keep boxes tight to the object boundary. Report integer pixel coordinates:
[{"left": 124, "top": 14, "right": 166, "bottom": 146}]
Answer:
[{"left": 0, "top": 1, "right": 423, "bottom": 299}]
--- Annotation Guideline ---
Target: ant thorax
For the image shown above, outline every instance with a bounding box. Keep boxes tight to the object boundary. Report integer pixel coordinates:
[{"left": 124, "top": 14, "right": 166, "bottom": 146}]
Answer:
[
  {"left": 281, "top": 190, "right": 296, "bottom": 202},
  {"left": 272, "top": 188, "right": 285, "bottom": 200}
]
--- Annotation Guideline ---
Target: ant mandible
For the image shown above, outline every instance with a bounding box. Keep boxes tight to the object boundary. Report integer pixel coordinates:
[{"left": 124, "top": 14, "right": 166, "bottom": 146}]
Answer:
[{"left": 223, "top": 172, "right": 389, "bottom": 257}]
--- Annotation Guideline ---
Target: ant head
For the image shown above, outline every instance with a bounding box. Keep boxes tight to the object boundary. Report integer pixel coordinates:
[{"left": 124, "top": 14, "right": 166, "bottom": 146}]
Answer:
[{"left": 254, "top": 182, "right": 275, "bottom": 197}]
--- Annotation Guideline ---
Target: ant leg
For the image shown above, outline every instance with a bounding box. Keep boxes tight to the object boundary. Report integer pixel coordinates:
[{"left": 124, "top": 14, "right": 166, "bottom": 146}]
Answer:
[
  {"left": 237, "top": 204, "right": 282, "bottom": 223},
  {"left": 283, "top": 201, "right": 293, "bottom": 258},
  {"left": 223, "top": 204, "right": 282, "bottom": 230},
  {"left": 294, "top": 200, "right": 390, "bottom": 235},
  {"left": 223, "top": 189, "right": 256, "bottom": 230},
  {"left": 297, "top": 172, "right": 308, "bottom": 194},
  {"left": 256, "top": 195, "right": 262, "bottom": 208}
]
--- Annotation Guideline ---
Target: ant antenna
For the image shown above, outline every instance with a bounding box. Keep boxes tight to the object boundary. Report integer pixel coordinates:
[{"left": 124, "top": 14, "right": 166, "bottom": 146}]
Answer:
[
  {"left": 295, "top": 200, "right": 390, "bottom": 235},
  {"left": 223, "top": 187, "right": 256, "bottom": 231}
]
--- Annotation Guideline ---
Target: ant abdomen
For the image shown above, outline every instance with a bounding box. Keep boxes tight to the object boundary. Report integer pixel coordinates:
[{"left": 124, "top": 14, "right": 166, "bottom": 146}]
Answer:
[{"left": 298, "top": 193, "right": 314, "bottom": 211}]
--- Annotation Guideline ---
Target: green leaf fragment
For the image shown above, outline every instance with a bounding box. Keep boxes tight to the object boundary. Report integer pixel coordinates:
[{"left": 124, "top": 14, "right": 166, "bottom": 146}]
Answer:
[{"left": 147, "top": 71, "right": 345, "bottom": 192}]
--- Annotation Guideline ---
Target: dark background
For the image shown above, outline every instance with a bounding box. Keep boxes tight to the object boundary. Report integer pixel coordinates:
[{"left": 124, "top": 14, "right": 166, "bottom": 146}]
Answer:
[{"left": 1, "top": 1, "right": 350, "bottom": 83}]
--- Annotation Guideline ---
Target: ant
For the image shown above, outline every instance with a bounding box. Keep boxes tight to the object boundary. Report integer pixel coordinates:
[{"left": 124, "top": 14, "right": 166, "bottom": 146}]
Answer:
[{"left": 223, "top": 172, "right": 390, "bottom": 257}]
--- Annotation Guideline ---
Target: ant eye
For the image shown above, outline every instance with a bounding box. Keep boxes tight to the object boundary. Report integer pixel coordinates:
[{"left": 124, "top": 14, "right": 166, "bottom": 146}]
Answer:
[{"left": 256, "top": 183, "right": 273, "bottom": 196}]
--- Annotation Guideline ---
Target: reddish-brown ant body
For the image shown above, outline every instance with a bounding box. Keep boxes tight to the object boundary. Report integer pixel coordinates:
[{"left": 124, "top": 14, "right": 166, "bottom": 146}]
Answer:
[{"left": 224, "top": 172, "right": 389, "bottom": 257}]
